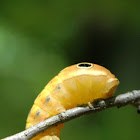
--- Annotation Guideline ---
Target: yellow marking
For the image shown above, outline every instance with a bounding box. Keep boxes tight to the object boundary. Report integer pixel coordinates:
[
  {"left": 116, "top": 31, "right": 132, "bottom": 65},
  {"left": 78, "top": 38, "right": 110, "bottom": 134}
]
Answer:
[
  {"left": 40, "top": 136, "right": 60, "bottom": 140},
  {"left": 88, "top": 102, "right": 94, "bottom": 109},
  {"left": 107, "top": 78, "right": 118, "bottom": 84},
  {"left": 92, "top": 70, "right": 107, "bottom": 76}
]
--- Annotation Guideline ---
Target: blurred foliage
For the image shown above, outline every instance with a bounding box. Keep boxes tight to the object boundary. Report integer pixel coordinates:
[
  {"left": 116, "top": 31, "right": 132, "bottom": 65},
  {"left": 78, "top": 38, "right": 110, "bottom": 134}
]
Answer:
[{"left": 0, "top": 0, "right": 140, "bottom": 140}]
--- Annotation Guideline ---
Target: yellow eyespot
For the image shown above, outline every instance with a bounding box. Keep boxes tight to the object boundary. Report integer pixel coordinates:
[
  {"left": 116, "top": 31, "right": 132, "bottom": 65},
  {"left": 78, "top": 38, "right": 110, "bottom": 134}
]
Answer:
[{"left": 77, "top": 62, "right": 93, "bottom": 69}]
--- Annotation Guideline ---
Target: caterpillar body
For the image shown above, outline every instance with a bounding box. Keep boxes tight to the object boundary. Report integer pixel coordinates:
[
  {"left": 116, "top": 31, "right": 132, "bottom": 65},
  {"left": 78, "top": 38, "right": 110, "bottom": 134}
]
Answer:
[{"left": 26, "top": 62, "right": 119, "bottom": 140}]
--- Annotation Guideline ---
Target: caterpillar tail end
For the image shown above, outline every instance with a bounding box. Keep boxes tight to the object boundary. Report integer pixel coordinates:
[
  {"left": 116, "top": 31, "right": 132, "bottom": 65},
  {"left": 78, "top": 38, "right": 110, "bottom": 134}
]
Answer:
[{"left": 40, "top": 136, "right": 60, "bottom": 140}]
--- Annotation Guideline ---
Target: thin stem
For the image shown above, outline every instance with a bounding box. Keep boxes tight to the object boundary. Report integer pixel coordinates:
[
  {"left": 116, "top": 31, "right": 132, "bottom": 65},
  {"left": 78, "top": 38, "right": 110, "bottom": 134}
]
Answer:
[{"left": 2, "top": 90, "right": 140, "bottom": 140}]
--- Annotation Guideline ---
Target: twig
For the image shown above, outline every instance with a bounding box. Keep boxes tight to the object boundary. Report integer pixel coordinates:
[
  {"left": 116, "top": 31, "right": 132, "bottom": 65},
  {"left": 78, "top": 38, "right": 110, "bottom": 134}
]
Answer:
[{"left": 2, "top": 90, "right": 140, "bottom": 140}]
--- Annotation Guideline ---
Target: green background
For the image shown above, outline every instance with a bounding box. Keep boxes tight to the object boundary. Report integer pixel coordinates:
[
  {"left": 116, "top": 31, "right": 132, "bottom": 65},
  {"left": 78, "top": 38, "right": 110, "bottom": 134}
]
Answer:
[{"left": 0, "top": 1, "right": 140, "bottom": 140}]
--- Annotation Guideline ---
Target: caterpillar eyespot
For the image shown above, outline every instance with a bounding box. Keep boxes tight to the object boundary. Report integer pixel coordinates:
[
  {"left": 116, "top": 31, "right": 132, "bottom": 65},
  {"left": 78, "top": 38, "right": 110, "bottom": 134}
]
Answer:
[
  {"left": 77, "top": 62, "right": 93, "bottom": 68},
  {"left": 26, "top": 62, "right": 119, "bottom": 140}
]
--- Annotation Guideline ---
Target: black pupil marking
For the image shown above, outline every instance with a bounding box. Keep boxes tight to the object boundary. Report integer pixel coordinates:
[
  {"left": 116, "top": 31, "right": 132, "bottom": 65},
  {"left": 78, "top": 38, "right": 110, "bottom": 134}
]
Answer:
[{"left": 77, "top": 63, "right": 93, "bottom": 68}]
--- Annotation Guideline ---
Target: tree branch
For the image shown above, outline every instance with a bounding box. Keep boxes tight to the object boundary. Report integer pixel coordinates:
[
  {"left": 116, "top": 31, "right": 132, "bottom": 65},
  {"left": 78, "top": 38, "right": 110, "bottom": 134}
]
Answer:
[{"left": 2, "top": 90, "right": 140, "bottom": 140}]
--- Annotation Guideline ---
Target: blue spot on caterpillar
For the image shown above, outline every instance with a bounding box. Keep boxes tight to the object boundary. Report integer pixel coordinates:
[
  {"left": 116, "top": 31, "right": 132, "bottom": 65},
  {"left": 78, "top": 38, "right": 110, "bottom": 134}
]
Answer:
[
  {"left": 36, "top": 111, "right": 40, "bottom": 117},
  {"left": 46, "top": 97, "right": 50, "bottom": 102},
  {"left": 57, "top": 85, "right": 61, "bottom": 89}
]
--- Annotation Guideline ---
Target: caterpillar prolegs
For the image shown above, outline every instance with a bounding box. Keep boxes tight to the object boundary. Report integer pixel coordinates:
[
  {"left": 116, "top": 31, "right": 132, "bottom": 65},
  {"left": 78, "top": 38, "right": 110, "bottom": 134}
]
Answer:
[{"left": 26, "top": 62, "right": 119, "bottom": 140}]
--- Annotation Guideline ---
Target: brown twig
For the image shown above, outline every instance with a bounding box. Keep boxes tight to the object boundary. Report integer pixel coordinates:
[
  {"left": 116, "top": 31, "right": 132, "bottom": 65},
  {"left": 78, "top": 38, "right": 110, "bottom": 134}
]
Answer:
[{"left": 2, "top": 90, "right": 140, "bottom": 140}]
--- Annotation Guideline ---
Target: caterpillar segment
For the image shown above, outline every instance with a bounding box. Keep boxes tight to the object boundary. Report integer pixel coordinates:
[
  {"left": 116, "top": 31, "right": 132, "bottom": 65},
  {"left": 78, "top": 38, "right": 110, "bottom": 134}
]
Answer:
[{"left": 26, "top": 62, "right": 119, "bottom": 140}]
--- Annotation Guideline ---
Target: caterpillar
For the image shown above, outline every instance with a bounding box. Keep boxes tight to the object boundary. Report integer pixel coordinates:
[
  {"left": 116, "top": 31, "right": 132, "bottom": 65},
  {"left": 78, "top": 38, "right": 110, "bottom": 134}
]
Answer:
[{"left": 26, "top": 62, "right": 119, "bottom": 140}]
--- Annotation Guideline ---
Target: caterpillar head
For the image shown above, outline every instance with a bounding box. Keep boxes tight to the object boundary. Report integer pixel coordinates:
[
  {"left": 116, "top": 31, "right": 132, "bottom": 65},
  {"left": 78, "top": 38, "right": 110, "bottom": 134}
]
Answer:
[
  {"left": 76, "top": 62, "right": 119, "bottom": 99},
  {"left": 58, "top": 62, "right": 119, "bottom": 105}
]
